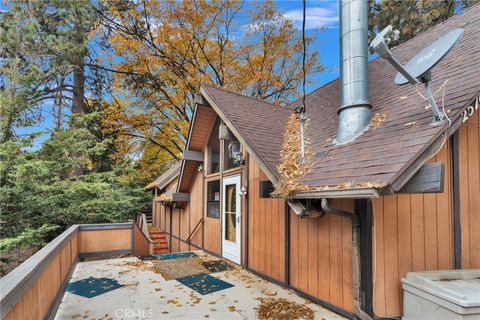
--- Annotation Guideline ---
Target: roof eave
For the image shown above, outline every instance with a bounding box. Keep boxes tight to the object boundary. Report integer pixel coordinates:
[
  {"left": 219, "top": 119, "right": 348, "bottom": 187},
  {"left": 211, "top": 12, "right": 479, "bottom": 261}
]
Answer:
[
  {"left": 199, "top": 84, "right": 280, "bottom": 184},
  {"left": 144, "top": 165, "right": 181, "bottom": 191},
  {"left": 388, "top": 92, "right": 480, "bottom": 192},
  {"left": 289, "top": 187, "right": 380, "bottom": 199}
]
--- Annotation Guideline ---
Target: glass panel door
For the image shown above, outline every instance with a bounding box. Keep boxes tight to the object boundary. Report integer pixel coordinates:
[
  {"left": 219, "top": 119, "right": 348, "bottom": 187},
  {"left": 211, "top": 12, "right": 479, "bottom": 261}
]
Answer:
[
  {"left": 222, "top": 175, "right": 241, "bottom": 264},
  {"left": 224, "top": 184, "right": 236, "bottom": 242}
]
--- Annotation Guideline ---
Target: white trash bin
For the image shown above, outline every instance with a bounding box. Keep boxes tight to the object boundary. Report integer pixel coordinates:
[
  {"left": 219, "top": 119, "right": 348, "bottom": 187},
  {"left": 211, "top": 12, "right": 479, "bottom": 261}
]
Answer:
[{"left": 402, "top": 269, "right": 480, "bottom": 320}]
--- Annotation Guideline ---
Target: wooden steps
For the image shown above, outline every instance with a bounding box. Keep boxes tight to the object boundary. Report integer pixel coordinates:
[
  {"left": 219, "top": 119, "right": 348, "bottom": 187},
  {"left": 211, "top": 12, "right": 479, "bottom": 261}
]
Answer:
[{"left": 148, "top": 227, "right": 169, "bottom": 254}]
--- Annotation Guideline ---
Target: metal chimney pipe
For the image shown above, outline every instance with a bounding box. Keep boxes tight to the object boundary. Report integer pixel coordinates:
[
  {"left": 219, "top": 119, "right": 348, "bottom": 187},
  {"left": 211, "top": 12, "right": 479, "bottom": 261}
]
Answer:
[{"left": 336, "top": 0, "right": 372, "bottom": 145}]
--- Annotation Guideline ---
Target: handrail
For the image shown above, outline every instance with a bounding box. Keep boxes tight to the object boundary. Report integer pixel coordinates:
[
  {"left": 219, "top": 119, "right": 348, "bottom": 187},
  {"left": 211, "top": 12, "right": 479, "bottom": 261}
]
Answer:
[
  {"left": 186, "top": 218, "right": 204, "bottom": 243},
  {"left": 134, "top": 213, "right": 154, "bottom": 243},
  {"left": 0, "top": 225, "right": 79, "bottom": 318}
]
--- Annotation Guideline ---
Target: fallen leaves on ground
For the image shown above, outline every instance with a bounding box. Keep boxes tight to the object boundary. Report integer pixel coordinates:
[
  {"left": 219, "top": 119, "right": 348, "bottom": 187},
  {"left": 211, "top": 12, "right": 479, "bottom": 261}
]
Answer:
[{"left": 256, "top": 298, "right": 315, "bottom": 320}]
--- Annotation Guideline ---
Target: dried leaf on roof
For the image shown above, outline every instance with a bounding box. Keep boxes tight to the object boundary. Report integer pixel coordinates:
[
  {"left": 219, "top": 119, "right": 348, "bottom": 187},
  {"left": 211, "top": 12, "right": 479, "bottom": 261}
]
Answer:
[
  {"left": 155, "top": 194, "right": 172, "bottom": 202},
  {"left": 370, "top": 112, "right": 386, "bottom": 129},
  {"left": 404, "top": 121, "right": 417, "bottom": 127},
  {"left": 274, "top": 114, "right": 312, "bottom": 197}
]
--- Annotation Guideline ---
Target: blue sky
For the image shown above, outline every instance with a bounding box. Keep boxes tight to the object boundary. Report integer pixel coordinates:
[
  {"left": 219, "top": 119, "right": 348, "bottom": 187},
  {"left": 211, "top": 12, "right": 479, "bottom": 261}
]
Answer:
[
  {"left": 14, "top": 0, "right": 342, "bottom": 144},
  {"left": 274, "top": 0, "right": 340, "bottom": 90}
]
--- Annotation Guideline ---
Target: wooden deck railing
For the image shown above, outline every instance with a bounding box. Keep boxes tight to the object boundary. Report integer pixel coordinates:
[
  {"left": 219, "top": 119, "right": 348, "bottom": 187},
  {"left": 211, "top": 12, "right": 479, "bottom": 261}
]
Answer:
[
  {"left": 133, "top": 213, "right": 155, "bottom": 256},
  {"left": 0, "top": 222, "right": 133, "bottom": 320}
]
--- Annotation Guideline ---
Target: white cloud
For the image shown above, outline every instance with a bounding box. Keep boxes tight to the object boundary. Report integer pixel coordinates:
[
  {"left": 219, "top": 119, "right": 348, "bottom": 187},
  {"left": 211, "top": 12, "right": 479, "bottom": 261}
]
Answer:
[{"left": 283, "top": 6, "right": 338, "bottom": 29}]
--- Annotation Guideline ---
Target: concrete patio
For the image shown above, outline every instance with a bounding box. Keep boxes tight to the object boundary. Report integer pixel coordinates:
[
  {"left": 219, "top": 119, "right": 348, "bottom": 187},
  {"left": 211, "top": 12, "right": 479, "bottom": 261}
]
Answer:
[{"left": 55, "top": 251, "right": 346, "bottom": 320}]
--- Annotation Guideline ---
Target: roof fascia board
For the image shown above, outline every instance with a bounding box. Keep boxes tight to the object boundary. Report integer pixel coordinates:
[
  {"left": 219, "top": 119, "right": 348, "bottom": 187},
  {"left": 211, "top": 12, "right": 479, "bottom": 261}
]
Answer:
[
  {"left": 145, "top": 164, "right": 181, "bottom": 191},
  {"left": 176, "top": 159, "right": 187, "bottom": 193},
  {"left": 289, "top": 188, "right": 380, "bottom": 199},
  {"left": 155, "top": 168, "right": 180, "bottom": 191},
  {"left": 199, "top": 86, "right": 279, "bottom": 184},
  {"left": 389, "top": 92, "right": 480, "bottom": 192},
  {"left": 184, "top": 103, "right": 199, "bottom": 152}
]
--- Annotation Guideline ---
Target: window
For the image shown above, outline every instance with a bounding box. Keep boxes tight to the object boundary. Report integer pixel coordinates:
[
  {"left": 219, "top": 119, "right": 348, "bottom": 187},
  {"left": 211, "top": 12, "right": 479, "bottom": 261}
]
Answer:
[
  {"left": 207, "top": 180, "right": 220, "bottom": 218},
  {"left": 224, "top": 183, "right": 237, "bottom": 242},
  {"left": 208, "top": 125, "right": 220, "bottom": 174},
  {"left": 224, "top": 136, "right": 242, "bottom": 170},
  {"left": 259, "top": 181, "right": 274, "bottom": 198}
]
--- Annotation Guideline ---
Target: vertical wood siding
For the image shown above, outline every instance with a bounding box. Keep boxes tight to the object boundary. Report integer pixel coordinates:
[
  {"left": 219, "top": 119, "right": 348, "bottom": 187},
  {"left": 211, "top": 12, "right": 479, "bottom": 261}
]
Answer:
[
  {"left": 5, "top": 233, "right": 78, "bottom": 320},
  {"left": 133, "top": 224, "right": 152, "bottom": 256},
  {"left": 458, "top": 107, "right": 480, "bottom": 268},
  {"left": 170, "top": 207, "right": 181, "bottom": 252},
  {"left": 78, "top": 229, "right": 131, "bottom": 253},
  {"left": 247, "top": 159, "right": 286, "bottom": 283},
  {"left": 189, "top": 172, "right": 204, "bottom": 249},
  {"left": 289, "top": 199, "right": 354, "bottom": 313},
  {"left": 372, "top": 141, "right": 453, "bottom": 317}
]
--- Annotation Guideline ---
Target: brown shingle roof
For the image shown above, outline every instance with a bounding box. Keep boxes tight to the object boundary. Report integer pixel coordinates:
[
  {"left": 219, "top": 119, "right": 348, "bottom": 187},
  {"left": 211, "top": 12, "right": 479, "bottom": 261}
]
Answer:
[
  {"left": 200, "top": 5, "right": 480, "bottom": 194},
  {"left": 200, "top": 84, "right": 293, "bottom": 181},
  {"left": 145, "top": 161, "right": 181, "bottom": 191},
  {"left": 289, "top": 4, "right": 479, "bottom": 190}
]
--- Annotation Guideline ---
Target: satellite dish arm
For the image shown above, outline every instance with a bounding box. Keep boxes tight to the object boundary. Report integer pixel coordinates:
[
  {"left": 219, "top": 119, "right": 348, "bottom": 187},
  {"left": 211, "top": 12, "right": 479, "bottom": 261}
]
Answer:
[{"left": 370, "top": 26, "right": 420, "bottom": 85}]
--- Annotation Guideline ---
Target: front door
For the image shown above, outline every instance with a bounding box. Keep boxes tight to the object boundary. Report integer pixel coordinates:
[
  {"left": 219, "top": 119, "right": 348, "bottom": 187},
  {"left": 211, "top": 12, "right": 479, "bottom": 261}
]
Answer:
[{"left": 222, "top": 175, "right": 241, "bottom": 264}]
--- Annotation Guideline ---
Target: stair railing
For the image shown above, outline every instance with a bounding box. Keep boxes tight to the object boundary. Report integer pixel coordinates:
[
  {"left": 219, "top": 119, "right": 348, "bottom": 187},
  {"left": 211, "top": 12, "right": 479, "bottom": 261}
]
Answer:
[
  {"left": 186, "top": 218, "right": 204, "bottom": 243},
  {"left": 135, "top": 212, "right": 153, "bottom": 242}
]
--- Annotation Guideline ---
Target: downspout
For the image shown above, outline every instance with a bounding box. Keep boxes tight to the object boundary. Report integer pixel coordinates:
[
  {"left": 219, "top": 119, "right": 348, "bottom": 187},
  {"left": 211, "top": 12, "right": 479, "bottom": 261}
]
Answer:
[
  {"left": 244, "top": 152, "right": 249, "bottom": 268},
  {"left": 169, "top": 205, "right": 173, "bottom": 253},
  {"left": 321, "top": 199, "right": 373, "bottom": 320}
]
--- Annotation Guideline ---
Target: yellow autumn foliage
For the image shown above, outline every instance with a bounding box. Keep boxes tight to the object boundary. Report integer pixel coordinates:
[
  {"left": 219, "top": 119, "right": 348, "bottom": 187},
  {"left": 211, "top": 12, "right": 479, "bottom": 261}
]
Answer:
[{"left": 102, "top": 0, "right": 322, "bottom": 179}]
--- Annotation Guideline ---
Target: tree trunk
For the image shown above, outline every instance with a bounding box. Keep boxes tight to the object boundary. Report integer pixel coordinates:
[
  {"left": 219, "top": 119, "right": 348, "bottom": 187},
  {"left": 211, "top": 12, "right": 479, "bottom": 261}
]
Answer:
[
  {"left": 69, "top": 22, "right": 87, "bottom": 178},
  {"left": 53, "top": 76, "right": 65, "bottom": 131},
  {"left": 72, "top": 63, "right": 86, "bottom": 116}
]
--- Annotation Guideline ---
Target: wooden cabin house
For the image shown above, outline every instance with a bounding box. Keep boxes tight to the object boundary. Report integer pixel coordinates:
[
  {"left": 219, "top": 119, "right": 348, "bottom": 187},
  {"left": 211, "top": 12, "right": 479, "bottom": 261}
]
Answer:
[{"left": 146, "top": 6, "right": 479, "bottom": 319}]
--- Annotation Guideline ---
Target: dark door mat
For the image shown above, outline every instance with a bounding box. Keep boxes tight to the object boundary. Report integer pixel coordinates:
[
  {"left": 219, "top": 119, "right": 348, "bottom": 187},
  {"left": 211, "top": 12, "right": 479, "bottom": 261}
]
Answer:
[
  {"left": 138, "top": 255, "right": 157, "bottom": 261},
  {"left": 158, "top": 251, "right": 197, "bottom": 260},
  {"left": 201, "top": 260, "right": 232, "bottom": 273},
  {"left": 176, "top": 272, "right": 234, "bottom": 295},
  {"left": 67, "top": 277, "right": 123, "bottom": 298},
  {"left": 139, "top": 251, "right": 197, "bottom": 261}
]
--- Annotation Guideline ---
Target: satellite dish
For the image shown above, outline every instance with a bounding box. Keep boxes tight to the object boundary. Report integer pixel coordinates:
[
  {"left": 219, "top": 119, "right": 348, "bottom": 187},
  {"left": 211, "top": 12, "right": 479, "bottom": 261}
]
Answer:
[
  {"left": 395, "top": 29, "right": 464, "bottom": 85},
  {"left": 370, "top": 26, "right": 464, "bottom": 122}
]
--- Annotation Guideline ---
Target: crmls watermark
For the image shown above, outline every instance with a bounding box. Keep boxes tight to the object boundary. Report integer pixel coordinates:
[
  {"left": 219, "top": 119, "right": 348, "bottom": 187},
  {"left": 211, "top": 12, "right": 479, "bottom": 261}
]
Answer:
[{"left": 114, "top": 308, "right": 153, "bottom": 319}]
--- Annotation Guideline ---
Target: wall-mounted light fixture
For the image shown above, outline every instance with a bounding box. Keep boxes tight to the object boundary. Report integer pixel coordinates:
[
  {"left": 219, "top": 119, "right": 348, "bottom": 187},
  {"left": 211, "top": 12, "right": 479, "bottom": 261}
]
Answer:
[
  {"left": 198, "top": 164, "right": 203, "bottom": 172},
  {"left": 240, "top": 186, "right": 247, "bottom": 195}
]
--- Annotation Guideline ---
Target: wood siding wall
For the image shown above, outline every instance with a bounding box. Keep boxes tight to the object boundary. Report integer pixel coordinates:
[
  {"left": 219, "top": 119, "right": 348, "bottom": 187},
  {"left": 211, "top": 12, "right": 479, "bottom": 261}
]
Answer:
[
  {"left": 203, "top": 175, "right": 221, "bottom": 255},
  {"left": 78, "top": 229, "right": 131, "bottom": 253},
  {"left": 153, "top": 172, "right": 204, "bottom": 253},
  {"left": 290, "top": 199, "right": 354, "bottom": 313},
  {"left": 189, "top": 172, "right": 204, "bottom": 249},
  {"left": 133, "top": 224, "right": 153, "bottom": 256},
  {"left": 5, "top": 233, "right": 78, "bottom": 320},
  {"left": 458, "top": 107, "right": 480, "bottom": 269},
  {"left": 247, "top": 159, "right": 286, "bottom": 283},
  {"left": 372, "top": 141, "right": 453, "bottom": 317}
]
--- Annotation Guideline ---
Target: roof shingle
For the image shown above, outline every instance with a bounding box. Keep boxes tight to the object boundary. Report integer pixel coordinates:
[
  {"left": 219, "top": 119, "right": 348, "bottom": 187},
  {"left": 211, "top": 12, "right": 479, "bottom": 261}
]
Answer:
[{"left": 201, "top": 5, "right": 480, "bottom": 192}]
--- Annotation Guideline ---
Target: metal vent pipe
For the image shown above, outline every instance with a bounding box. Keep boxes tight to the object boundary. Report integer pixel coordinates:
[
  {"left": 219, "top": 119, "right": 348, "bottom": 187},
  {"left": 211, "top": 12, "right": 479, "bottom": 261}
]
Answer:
[{"left": 336, "top": 0, "right": 372, "bottom": 144}]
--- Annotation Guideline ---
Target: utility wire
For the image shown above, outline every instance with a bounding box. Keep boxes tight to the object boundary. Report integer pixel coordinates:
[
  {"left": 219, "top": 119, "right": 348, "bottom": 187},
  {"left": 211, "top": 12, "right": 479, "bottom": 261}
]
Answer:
[
  {"left": 297, "top": 0, "right": 307, "bottom": 164},
  {"left": 302, "top": 0, "right": 307, "bottom": 111}
]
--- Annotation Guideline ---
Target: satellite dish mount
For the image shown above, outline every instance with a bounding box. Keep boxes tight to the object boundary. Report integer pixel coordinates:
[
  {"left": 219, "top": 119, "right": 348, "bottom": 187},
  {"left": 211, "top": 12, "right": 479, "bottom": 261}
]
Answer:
[{"left": 370, "top": 26, "right": 464, "bottom": 123}]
